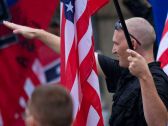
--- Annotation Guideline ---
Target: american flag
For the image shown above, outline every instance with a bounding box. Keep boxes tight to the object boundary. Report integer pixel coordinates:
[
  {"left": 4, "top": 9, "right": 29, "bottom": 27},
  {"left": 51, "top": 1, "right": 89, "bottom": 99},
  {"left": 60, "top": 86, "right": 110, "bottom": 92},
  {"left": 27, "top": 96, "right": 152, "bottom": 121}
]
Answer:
[
  {"left": 60, "top": 0, "right": 108, "bottom": 125},
  {"left": 157, "top": 12, "right": 168, "bottom": 75}
]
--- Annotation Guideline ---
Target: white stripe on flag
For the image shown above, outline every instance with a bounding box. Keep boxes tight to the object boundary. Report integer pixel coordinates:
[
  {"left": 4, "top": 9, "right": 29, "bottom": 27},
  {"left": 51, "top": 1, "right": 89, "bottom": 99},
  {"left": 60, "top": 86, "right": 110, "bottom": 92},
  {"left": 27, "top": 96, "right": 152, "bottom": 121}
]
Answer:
[
  {"left": 19, "top": 96, "right": 27, "bottom": 108},
  {"left": 60, "top": 3, "right": 63, "bottom": 28},
  {"left": 163, "top": 64, "right": 168, "bottom": 76},
  {"left": 87, "top": 70, "right": 101, "bottom": 97},
  {"left": 157, "top": 32, "right": 168, "bottom": 60},
  {"left": 70, "top": 74, "right": 80, "bottom": 119},
  {"left": 24, "top": 78, "right": 35, "bottom": 98},
  {"left": 32, "top": 59, "right": 46, "bottom": 84},
  {"left": 75, "top": 0, "right": 87, "bottom": 21},
  {"left": 78, "top": 18, "right": 92, "bottom": 64},
  {"left": 86, "top": 106, "right": 100, "bottom": 126},
  {"left": 65, "top": 20, "right": 75, "bottom": 64}
]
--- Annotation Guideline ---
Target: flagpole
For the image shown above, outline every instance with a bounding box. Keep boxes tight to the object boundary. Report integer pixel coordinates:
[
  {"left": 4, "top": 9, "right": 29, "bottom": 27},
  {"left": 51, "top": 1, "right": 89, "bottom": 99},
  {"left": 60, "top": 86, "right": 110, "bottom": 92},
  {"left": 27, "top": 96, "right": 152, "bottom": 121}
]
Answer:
[{"left": 113, "top": 0, "right": 133, "bottom": 50}]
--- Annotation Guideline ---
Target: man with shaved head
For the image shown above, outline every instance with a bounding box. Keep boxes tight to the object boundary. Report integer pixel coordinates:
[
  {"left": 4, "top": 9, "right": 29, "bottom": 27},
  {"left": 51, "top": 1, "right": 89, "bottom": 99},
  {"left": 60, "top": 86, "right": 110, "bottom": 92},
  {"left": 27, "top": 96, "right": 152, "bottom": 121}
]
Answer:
[
  {"left": 96, "top": 17, "right": 168, "bottom": 126},
  {"left": 3, "top": 17, "right": 168, "bottom": 126}
]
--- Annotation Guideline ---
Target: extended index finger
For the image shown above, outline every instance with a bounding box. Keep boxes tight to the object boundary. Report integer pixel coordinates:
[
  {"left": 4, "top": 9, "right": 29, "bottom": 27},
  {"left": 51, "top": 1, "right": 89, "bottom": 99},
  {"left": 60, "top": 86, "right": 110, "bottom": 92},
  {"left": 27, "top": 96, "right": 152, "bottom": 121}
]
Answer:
[
  {"left": 127, "top": 49, "right": 140, "bottom": 58},
  {"left": 3, "top": 21, "right": 21, "bottom": 30}
]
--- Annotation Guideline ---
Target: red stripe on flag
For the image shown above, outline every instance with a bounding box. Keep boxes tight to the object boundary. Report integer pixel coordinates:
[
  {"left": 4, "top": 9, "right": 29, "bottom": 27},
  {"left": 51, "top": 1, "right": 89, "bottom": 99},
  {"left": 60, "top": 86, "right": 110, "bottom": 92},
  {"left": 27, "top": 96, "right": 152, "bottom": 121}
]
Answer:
[
  {"left": 88, "top": 0, "right": 109, "bottom": 15},
  {"left": 76, "top": 5, "right": 91, "bottom": 42},
  {"left": 162, "top": 19, "right": 168, "bottom": 38},
  {"left": 157, "top": 13, "right": 168, "bottom": 75},
  {"left": 158, "top": 48, "right": 168, "bottom": 68},
  {"left": 64, "top": 41, "right": 78, "bottom": 90},
  {"left": 79, "top": 43, "right": 95, "bottom": 83}
]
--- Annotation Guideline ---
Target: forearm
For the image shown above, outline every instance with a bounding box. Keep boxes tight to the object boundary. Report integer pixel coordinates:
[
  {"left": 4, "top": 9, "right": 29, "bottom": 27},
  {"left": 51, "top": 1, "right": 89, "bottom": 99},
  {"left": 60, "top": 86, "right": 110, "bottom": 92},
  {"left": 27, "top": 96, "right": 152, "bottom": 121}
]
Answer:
[
  {"left": 35, "top": 29, "right": 60, "bottom": 53},
  {"left": 139, "top": 73, "right": 167, "bottom": 126}
]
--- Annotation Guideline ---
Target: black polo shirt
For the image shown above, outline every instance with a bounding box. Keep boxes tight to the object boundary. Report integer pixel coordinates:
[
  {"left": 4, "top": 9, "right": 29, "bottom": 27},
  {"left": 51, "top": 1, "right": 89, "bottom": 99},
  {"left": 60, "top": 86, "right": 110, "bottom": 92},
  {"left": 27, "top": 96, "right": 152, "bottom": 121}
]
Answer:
[{"left": 98, "top": 54, "right": 168, "bottom": 126}]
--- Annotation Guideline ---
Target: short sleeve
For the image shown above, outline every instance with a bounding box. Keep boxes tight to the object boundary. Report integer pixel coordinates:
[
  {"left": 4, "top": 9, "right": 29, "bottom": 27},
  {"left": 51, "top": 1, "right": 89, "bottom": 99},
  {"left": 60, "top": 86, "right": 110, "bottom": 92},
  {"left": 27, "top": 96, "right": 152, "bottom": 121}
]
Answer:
[
  {"left": 98, "top": 54, "right": 123, "bottom": 92},
  {"left": 153, "top": 73, "right": 168, "bottom": 109},
  {"left": 149, "top": 62, "right": 168, "bottom": 109}
]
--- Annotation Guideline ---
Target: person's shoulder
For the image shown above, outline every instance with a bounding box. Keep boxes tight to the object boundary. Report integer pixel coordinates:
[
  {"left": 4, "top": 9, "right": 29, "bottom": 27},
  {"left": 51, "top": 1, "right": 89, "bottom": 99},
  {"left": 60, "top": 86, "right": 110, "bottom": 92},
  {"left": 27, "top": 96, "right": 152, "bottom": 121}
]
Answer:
[
  {"left": 149, "top": 62, "right": 167, "bottom": 78},
  {"left": 98, "top": 53, "right": 118, "bottom": 63},
  {"left": 149, "top": 61, "right": 168, "bottom": 89}
]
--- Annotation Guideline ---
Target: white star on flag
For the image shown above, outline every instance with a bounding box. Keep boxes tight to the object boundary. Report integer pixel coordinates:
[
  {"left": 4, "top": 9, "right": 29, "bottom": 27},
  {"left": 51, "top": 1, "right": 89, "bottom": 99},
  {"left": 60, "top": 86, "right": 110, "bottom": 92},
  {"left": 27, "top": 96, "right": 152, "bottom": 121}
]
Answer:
[{"left": 66, "top": 1, "right": 73, "bottom": 12}]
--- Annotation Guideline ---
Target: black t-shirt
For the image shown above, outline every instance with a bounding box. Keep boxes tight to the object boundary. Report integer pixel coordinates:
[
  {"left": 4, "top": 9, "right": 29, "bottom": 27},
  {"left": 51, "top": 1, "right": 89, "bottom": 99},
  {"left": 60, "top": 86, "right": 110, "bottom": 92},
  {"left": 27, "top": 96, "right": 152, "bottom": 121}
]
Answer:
[{"left": 98, "top": 54, "right": 168, "bottom": 126}]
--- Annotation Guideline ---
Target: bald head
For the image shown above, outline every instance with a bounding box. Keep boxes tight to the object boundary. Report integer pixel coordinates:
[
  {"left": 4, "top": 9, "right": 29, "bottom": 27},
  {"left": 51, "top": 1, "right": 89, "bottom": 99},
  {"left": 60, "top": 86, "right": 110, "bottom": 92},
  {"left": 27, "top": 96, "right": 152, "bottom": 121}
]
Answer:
[{"left": 125, "top": 17, "right": 156, "bottom": 50}]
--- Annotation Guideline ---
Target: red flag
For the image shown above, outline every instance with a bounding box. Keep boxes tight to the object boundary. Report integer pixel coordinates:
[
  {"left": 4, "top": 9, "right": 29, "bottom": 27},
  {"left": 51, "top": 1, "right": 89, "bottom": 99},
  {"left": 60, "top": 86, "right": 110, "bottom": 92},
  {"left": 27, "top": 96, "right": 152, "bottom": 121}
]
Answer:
[
  {"left": 0, "top": 0, "right": 59, "bottom": 125},
  {"left": 157, "top": 12, "right": 168, "bottom": 75},
  {"left": 61, "top": 0, "right": 109, "bottom": 125}
]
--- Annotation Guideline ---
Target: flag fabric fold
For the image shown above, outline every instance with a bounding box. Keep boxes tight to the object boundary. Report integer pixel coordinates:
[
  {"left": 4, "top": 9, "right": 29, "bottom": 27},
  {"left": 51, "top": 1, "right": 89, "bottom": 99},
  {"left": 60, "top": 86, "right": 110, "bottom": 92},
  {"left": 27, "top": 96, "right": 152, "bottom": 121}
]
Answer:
[
  {"left": 148, "top": 0, "right": 168, "bottom": 43},
  {"left": 157, "top": 12, "right": 168, "bottom": 75},
  {"left": 60, "top": 0, "right": 108, "bottom": 125}
]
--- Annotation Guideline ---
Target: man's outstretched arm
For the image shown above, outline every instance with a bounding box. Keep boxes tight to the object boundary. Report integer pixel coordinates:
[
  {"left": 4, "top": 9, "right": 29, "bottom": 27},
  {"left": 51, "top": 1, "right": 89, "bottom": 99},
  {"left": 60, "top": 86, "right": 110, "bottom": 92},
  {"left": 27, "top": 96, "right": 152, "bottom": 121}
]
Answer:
[
  {"left": 3, "top": 21, "right": 106, "bottom": 77},
  {"left": 3, "top": 21, "right": 60, "bottom": 53}
]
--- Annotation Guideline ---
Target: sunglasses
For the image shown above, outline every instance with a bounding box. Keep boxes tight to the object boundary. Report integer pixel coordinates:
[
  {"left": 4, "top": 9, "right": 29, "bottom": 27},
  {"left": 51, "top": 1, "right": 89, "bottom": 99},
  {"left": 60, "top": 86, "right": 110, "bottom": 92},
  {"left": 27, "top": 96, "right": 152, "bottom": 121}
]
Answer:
[{"left": 114, "top": 20, "right": 142, "bottom": 46}]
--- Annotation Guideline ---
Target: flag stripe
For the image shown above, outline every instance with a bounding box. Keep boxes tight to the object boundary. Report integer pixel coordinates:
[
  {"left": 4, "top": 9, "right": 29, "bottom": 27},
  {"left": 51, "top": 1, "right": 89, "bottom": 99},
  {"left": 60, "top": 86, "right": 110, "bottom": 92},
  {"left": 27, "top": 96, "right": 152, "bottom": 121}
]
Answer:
[
  {"left": 158, "top": 49, "right": 168, "bottom": 68},
  {"left": 32, "top": 59, "right": 46, "bottom": 83},
  {"left": 70, "top": 74, "right": 80, "bottom": 119},
  {"left": 75, "top": 0, "right": 87, "bottom": 21},
  {"left": 163, "top": 64, "right": 168, "bottom": 75},
  {"left": 78, "top": 18, "right": 92, "bottom": 65},
  {"left": 65, "top": 20, "right": 75, "bottom": 64},
  {"left": 24, "top": 78, "right": 35, "bottom": 98},
  {"left": 76, "top": 6, "right": 91, "bottom": 43},
  {"left": 157, "top": 29, "right": 168, "bottom": 60},
  {"left": 86, "top": 106, "right": 100, "bottom": 126},
  {"left": 87, "top": 70, "right": 101, "bottom": 97},
  {"left": 162, "top": 15, "right": 168, "bottom": 37},
  {"left": 60, "top": 3, "right": 66, "bottom": 85},
  {"left": 157, "top": 12, "right": 168, "bottom": 76}
]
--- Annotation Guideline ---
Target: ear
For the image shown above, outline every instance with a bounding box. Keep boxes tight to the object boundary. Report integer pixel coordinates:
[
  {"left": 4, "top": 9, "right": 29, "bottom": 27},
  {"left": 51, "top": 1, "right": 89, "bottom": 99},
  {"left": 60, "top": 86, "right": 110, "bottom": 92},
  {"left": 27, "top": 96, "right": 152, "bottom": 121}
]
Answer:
[{"left": 132, "top": 39, "right": 138, "bottom": 50}]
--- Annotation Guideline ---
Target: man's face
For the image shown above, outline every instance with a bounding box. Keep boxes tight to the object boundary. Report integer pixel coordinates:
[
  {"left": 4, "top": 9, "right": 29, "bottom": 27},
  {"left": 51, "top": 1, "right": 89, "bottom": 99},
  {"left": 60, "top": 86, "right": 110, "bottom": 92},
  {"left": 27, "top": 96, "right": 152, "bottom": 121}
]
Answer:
[{"left": 112, "top": 30, "right": 129, "bottom": 68}]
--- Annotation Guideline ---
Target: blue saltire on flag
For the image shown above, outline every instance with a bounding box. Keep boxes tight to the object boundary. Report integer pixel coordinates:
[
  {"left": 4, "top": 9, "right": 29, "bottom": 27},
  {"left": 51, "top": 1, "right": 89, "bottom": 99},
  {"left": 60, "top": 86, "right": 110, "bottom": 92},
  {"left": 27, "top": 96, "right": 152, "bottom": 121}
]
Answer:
[
  {"left": 45, "top": 62, "right": 60, "bottom": 83},
  {"left": 148, "top": 0, "right": 168, "bottom": 44}
]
